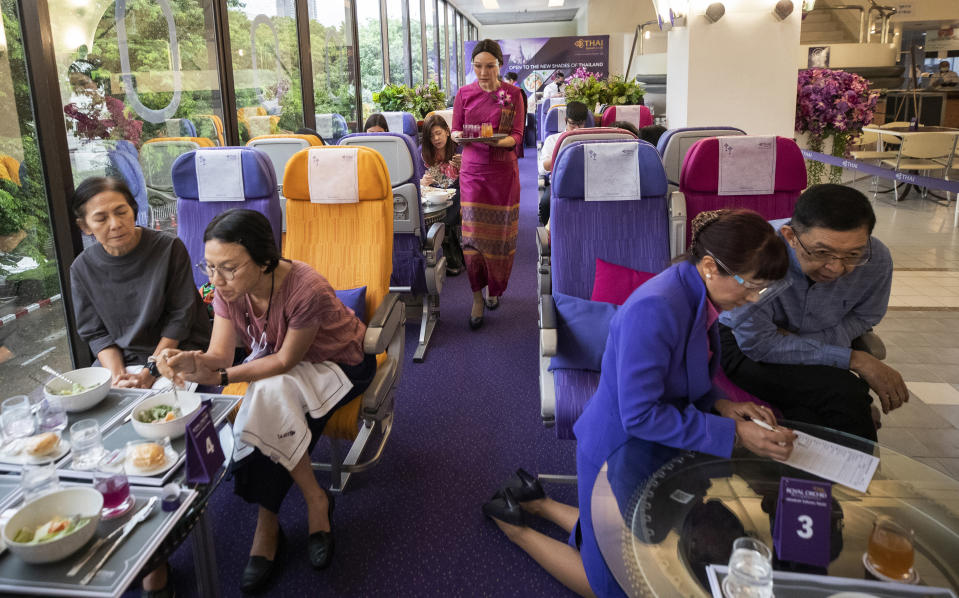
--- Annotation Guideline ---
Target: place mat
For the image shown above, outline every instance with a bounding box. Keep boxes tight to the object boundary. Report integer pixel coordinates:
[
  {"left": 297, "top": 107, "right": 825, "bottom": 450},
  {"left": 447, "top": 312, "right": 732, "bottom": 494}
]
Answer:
[
  {"left": 56, "top": 396, "right": 237, "bottom": 487},
  {"left": 0, "top": 485, "right": 197, "bottom": 598}
]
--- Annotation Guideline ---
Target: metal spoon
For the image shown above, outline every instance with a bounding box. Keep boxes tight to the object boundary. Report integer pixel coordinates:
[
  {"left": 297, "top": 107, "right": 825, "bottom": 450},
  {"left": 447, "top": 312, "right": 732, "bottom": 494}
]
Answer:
[{"left": 41, "top": 365, "right": 75, "bottom": 386}]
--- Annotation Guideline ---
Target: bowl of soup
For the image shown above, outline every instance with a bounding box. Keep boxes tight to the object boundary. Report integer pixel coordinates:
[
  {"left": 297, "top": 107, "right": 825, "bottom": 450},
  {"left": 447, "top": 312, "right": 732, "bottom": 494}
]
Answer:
[{"left": 43, "top": 367, "right": 111, "bottom": 412}]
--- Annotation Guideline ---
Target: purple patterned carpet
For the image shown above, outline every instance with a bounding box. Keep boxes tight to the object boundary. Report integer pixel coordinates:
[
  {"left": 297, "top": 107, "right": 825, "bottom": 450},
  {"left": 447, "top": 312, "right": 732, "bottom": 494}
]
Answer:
[{"left": 148, "top": 153, "right": 581, "bottom": 597}]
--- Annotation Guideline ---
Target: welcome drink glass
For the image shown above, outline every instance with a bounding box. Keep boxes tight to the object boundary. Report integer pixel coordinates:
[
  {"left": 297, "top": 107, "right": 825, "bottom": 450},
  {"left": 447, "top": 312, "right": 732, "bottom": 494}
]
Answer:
[
  {"left": 93, "top": 450, "right": 134, "bottom": 519},
  {"left": 722, "top": 537, "right": 773, "bottom": 598},
  {"left": 866, "top": 516, "right": 915, "bottom": 580},
  {"left": 1, "top": 395, "right": 36, "bottom": 441},
  {"left": 70, "top": 419, "right": 104, "bottom": 471}
]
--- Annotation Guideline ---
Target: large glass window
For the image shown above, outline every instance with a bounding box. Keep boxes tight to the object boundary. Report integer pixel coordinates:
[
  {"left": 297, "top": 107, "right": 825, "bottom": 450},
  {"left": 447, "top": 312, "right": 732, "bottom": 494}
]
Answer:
[
  {"left": 448, "top": 5, "right": 458, "bottom": 92},
  {"left": 51, "top": 0, "right": 225, "bottom": 234},
  {"left": 229, "top": 1, "right": 304, "bottom": 143},
  {"left": 410, "top": 0, "right": 423, "bottom": 84},
  {"left": 311, "top": 0, "right": 358, "bottom": 136},
  {"left": 357, "top": 0, "right": 384, "bottom": 120},
  {"left": 0, "top": 3, "right": 73, "bottom": 390},
  {"left": 424, "top": 0, "right": 438, "bottom": 84},
  {"left": 386, "top": 0, "right": 406, "bottom": 85},
  {"left": 438, "top": 1, "right": 448, "bottom": 93}
]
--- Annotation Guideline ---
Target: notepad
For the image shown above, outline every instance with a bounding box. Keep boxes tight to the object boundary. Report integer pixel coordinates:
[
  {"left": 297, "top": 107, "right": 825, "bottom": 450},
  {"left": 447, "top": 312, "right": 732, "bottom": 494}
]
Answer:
[{"left": 784, "top": 431, "right": 879, "bottom": 493}]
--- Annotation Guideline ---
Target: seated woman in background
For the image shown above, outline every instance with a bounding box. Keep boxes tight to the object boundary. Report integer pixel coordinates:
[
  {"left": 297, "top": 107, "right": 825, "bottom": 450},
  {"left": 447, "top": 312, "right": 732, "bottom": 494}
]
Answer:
[
  {"left": 482, "top": 210, "right": 797, "bottom": 597},
  {"left": 363, "top": 113, "right": 389, "bottom": 132},
  {"left": 420, "top": 112, "right": 465, "bottom": 276},
  {"left": 157, "top": 209, "right": 376, "bottom": 593},
  {"left": 70, "top": 176, "right": 211, "bottom": 389}
]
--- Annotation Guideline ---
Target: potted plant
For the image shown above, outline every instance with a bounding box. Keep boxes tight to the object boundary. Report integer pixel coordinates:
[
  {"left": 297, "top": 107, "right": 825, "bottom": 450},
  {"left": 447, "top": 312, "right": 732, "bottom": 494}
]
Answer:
[
  {"left": 795, "top": 68, "right": 878, "bottom": 184},
  {"left": 372, "top": 82, "right": 447, "bottom": 120}
]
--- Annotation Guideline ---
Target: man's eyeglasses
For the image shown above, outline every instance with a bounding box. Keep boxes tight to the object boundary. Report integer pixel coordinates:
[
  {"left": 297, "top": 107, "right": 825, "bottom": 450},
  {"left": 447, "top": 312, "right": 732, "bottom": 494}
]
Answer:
[
  {"left": 705, "top": 250, "right": 772, "bottom": 293},
  {"left": 793, "top": 232, "right": 871, "bottom": 267},
  {"left": 196, "top": 260, "right": 249, "bottom": 281}
]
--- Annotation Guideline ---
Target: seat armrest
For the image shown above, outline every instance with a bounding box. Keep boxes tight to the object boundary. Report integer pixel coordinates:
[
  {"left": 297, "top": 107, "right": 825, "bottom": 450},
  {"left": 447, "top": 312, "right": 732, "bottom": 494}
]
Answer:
[
  {"left": 540, "top": 294, "right": 557, "bottom": 357},
  {"left": 424, "top": 222, "right": 445, "bottom": 266},
  {"left": 668, "top": 190, "right": 687, "bottom": 259},
  {"left": 364, "top": 293, "right": 403, "bottom": 354},
  {"left": 851, "top": 330, "right": 886, "bottom": 361},
  {"left": 536, "top": 226, "right": 550, "bottom": 259}
]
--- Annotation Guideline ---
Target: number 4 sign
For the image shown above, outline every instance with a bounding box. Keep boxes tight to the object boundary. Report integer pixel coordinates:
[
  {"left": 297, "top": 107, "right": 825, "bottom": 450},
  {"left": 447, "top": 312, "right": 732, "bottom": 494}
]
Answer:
[
  {"left": 185, "top": 402, "right": 226, "bottom": 484},
  {"left": 773, "top": 477, "right": 832, "bottom": 568}
]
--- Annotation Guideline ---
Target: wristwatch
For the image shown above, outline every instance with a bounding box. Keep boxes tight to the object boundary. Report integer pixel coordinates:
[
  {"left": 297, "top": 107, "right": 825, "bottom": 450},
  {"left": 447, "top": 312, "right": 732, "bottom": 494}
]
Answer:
[
  {"left": 146, "top": 357, "right": 160, "bottom": 378},
  {"left": 218, "top": 368, "right": 229, "bottom": 386}
]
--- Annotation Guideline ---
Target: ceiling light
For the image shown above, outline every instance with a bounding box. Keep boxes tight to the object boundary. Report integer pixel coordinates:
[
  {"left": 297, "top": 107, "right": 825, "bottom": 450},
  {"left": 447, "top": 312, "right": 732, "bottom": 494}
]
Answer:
[
  {"left": 548, "top": 0, "right": 565, "bottom": 6},
  {"left": 481, "top": 0, "right": 499, "bottom": 8}
]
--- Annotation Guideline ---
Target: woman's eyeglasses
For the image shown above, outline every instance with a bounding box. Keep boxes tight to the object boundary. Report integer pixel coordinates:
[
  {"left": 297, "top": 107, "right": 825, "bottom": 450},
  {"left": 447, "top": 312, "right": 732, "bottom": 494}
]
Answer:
[
  {"left": 705, "top": 251, "right": 772, "bottom": 293},
  {"left": 195, "top": 260, "right": 249, "bottom": 281}
]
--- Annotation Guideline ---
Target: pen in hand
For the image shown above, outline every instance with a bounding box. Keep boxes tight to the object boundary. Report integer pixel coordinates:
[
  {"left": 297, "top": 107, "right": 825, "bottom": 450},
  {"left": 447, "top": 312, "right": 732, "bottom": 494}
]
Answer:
[{"left": 746, "top": 415, "right": 790, "bottom": 447}]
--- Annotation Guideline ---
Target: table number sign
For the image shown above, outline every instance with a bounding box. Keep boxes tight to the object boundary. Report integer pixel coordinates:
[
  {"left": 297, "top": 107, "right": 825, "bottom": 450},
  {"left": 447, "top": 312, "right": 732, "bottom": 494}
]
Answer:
[
  {"left": 773, "top": 477, "right": 832, "bottom": 568},
  {"left": 185, "top": 403, "right": 225, "bottom": 484}
]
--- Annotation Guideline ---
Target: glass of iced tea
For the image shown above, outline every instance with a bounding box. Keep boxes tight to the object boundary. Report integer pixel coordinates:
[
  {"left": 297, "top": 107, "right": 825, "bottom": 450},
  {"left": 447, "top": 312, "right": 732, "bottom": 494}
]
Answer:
[{"left": 866, "top": 516, "right": 915, "bottom": 580}]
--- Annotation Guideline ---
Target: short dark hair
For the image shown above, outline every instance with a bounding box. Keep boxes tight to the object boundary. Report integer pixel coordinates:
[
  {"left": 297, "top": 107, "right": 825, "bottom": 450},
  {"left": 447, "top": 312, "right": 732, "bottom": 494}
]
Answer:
[
  {"left": 71, "top": 176, "right": 139, "bottom": 220},
  {"left": 555, "top": 71, "right": 565, "bottom": 78},
  {"left": 364, "top": 113, "right": 389, "bottom": 132},
  {"left": 203, "top": 209, "right": 281, "bottom": 273},
  {"left": 565, "top": 101, "right": 588, "bottom": 124},
  {"left": 791, "top": 184, "right": 876, "bottom": 235},
  {"left": 505, "top": 72, "right": 518, "bottom": 82},
  {"left": 421, "top": 113, "right": 455, "bottom": 166},
  {"left": 639, "top": 125, "right": 667, "bottom": 146},
  {"left": 471, "top": 39, "right": 503, "bottom": 65},
  {"left": 687, "top": 209, "right": 789, "bottom": 282},
  {"left": 610, "top": 120, "right": 639, "bottom": 137},
  {"left": 295, "top": 127, "right": 326, "bottom": 145}
]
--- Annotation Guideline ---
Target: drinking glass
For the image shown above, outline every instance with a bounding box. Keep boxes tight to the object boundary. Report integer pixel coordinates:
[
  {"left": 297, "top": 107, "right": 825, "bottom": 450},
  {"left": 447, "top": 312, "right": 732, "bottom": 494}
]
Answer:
[
  {"left": 1, "top": 395, "right": 36, "bottom": 441},
  {"left": 722, "top": 537, "right": 773, "bottom": 598},
  {"left": 20, "top": 460, "right": 59, "bottom": 502},
  {"left": 70, "top": 419, "right": 104, "bottom": 471},
  {"left": 866, "top": 516, "right": 915, "bottom": 580},
  {"left": 93, "top": 450, "right": 134, "bottom": 519},
  {"left": 36, "top": 396, "right": 68, "bottom": 434}
]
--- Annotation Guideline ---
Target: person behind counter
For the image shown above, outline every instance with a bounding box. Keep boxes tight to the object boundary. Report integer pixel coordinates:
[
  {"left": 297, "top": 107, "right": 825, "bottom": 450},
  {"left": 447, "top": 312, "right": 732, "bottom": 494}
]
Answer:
[
  {"left": 69, "top": 176, "right": 211, "bottom": 389},
  {"left": 482, "top": 209, "right": 796, "bottom": 598}
]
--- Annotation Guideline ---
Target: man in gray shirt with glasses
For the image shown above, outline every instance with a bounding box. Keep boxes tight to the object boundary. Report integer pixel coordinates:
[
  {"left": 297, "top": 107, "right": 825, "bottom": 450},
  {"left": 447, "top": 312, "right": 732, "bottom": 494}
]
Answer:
[{"left": 719, "top": 184, "right": 906, "bottom": 441}]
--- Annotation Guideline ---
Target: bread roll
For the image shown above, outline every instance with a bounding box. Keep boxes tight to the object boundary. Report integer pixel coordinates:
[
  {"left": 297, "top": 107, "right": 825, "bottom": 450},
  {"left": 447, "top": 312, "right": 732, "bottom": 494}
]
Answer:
[
  {"left": 26, "top": 433, "right": 59, "bottom": 457},
  {"left": 131, "top": 443, "right": 165, "bottom": 469}
]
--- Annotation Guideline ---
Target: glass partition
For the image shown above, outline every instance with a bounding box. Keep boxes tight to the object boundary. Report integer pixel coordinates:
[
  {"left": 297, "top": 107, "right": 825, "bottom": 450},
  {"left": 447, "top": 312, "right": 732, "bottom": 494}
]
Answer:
[
  {"left": 386, "top": 0, "right": 406, "bottom": 85},
  {"left": 228, "top": 1, "right": 304, "bottom": 143},
  {"left": 0, "top": 3, "right": 73, "bottom": 391},
  {"left": 50, "top": 0, "right": 225, "bottom": 234},
  {"left": 357, "top": 0, "right": 384, "bottom": 121},
  {"left": 410, "top": 0, "right": 423, "bottom": 84},
  {"left": 311, "top": 0, "right": 358, "bottom": 137},
  {"left": 438, "top": 1, "right": 447, "bottom": 93},
  {"left": 425, "top": 0, "right": 438, "bottom": 84},
  {"left": 448, "top": 5, "right": 458, "bottom": 92}
]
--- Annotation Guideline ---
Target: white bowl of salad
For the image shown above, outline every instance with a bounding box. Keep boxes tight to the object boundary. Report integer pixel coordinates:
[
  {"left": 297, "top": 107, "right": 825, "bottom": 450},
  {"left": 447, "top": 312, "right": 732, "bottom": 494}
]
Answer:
[
  {"left": 3, "top": 487, "right": 102, "bottom": 563},
  {"left": 43, "top": 367, "right": 111, "bottom": 413},
  {"left": 130, "top": 391, "right": 203, "bottom": 440}
]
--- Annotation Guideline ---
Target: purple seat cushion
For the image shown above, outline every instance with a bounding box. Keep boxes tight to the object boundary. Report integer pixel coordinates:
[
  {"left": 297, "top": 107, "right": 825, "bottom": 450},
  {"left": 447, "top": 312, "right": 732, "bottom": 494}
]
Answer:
[
  {"left": 549, "top": 292, "right": 617, "bottom": 372},
  {"left": 678, "top": 136, "right": 807, "bottom": 247},
  {"left": 172, "top": 147, "right": 282, "bottom": 288},
  {"left": 553, "top": 369, "right": 601, "bottom": 440}
]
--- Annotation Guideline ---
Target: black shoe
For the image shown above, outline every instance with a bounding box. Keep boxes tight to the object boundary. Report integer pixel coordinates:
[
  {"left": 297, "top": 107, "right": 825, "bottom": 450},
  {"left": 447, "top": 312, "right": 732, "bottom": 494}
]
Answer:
[
  {"left": 485, "top": 296, "right": 500, "bottom": 310},
  {"left": 241, "top": 527, "right": 285, "bottom": 594},
  {"left": 482, "top": 488, "right": 526, "bottom": 526},
  {"left": 469, "top": 315, "right": 484, "bottom": 330},
  {"left": 446, "top": 265, "right": 463, "bottom": 277},
  {"left": 308, "top": 488, "right": 335, "bottom": 570},
  {"left": 498, "top": 468, "right": 546, "bottom": 503}
]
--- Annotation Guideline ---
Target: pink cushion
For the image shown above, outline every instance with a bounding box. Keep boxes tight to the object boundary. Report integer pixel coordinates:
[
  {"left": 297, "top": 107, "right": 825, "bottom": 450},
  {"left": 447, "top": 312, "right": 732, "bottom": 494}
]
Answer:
[
  {"left": 591, "top": 258, "right": 656, "bottom": 305},
  {"left": 600, "top": 105, "right": 653, "bottom": 128}
]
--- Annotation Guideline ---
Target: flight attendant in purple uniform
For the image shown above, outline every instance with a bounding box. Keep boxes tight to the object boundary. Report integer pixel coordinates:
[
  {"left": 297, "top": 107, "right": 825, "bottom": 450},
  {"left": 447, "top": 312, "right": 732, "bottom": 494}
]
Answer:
[
  {"left": 452, "top": 39, "right": 525, "bottom": 330},
  {"left": 482, "top": 210, "right": 798, "bottom": 598}
]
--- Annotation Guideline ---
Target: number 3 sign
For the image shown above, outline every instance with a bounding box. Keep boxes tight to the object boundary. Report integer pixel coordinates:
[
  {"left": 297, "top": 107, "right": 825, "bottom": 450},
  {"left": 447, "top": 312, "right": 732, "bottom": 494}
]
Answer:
[{"left": 773, "top": 477, "right": 832, "bottom": 568}]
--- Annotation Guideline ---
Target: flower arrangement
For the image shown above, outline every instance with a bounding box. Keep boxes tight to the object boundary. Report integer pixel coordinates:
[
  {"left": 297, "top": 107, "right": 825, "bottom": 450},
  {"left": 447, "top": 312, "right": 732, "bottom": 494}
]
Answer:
[
  {"left": 495, "top": 87, "right": 512, "bottom": 107},
  {"left": 795, "top": 68, "right": 878, "bottom": 184},
  {"left": 564, "top": 71, "right": 646, "bottom": 112},
  {"left": 372, "top": 82, "right": 447, "bottom": 119},
  {"left": 63, "top": 92, "right": 143, "bottom": 146}
]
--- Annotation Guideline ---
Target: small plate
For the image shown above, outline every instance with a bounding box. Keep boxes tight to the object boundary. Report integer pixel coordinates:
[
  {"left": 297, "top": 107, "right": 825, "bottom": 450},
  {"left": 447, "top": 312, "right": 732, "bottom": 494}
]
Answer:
[
  {"left": 124, "top": 446, "right": 179, "bottom": 477},
  {"left": 861, "top": 552, "right": 919, "bottom": 584},
  {"left": 0, "top": 437, "right": 70, "bottom": 465}
]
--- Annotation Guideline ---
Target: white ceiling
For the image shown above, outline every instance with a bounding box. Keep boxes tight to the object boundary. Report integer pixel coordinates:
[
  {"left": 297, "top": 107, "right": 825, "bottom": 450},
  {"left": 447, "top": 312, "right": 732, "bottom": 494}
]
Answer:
[{"left": 451, "top": 0, "right": 588, "bottom": 25}]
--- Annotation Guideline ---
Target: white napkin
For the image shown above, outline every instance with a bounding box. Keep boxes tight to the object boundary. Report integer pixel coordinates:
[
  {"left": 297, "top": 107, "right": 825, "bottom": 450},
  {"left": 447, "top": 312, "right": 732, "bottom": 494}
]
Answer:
[
  {"left": 195, "top": 149, "right": 245, "bottom": 202},
  {"left": 316, "top": 113, "right": 334, "bottom": 139},
  {"left": 614, "top": 105, "right": 645, "bottom": 129},
  {"left": 308, "top": 147, "right": 359, "bottom": 203},
  {"left": 718, "top": 135, "right": 777, "bottom": 195},
  {"left": 384, "top": 111, "right": 405, "bottom": 134},
  {"left": 584, "top": 142, "right": 641, "bottom": 202}
]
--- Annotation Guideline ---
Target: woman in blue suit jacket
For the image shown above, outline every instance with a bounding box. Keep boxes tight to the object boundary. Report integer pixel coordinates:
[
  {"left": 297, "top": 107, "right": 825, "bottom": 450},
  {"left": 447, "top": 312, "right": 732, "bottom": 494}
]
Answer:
[{"left": 484, "top": 210, "right": 798, "bottom": 598}]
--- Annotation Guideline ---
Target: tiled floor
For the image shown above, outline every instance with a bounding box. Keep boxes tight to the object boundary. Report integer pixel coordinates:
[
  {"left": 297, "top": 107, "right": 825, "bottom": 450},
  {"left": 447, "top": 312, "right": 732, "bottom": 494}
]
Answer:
[{"left": 862, "top": 183, "right": 959, "bottom": 480}]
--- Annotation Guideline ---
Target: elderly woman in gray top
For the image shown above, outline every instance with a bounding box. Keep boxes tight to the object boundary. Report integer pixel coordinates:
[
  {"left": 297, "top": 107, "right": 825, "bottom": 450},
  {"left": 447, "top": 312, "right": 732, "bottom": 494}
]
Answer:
[{"left": 70, "top": 176, "right": 211, "bottom": 389}]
